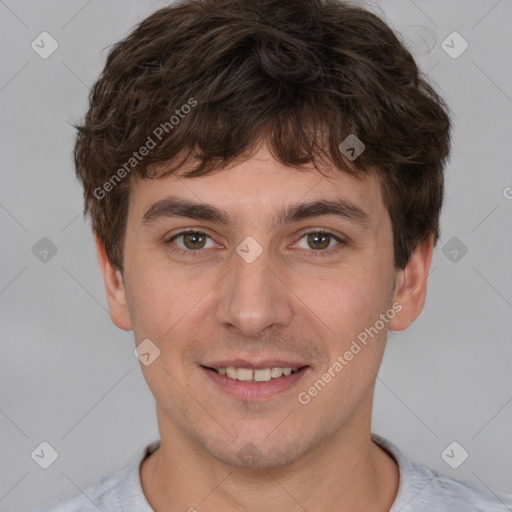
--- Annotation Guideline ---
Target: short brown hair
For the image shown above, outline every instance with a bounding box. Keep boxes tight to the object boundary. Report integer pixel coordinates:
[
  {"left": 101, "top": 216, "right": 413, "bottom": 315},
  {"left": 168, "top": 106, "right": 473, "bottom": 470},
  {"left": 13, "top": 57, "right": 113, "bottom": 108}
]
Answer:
[{"left": 74, "top": 0, "right": 452, "bottom": 271}]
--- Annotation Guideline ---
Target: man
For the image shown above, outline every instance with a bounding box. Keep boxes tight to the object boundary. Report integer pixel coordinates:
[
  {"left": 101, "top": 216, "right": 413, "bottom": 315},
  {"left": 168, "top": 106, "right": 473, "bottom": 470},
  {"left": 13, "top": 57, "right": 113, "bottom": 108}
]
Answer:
[{"left": 29, "top": 0, "right": 512, "bottom": 510}]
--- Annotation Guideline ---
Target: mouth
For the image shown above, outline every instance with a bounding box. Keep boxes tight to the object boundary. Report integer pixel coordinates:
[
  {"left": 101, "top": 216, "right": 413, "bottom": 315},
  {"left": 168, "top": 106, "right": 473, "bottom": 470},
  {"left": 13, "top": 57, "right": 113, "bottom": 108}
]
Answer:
[
  {"left": 200, "top": 364, "right": 310, "bottom": 400},
  {"left": 202, "top": 365, "right": 303, "bottom": 382}
]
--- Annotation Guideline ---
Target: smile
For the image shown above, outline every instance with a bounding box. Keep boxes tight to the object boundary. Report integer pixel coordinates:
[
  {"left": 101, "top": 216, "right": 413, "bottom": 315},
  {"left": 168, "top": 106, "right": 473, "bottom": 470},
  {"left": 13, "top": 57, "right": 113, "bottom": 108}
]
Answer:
[
  {"left": 210, "top": 366, "right": 300, "bottom": 382},
  {"left": 200, "top": 365, "right": 310, "bottom": 400}
]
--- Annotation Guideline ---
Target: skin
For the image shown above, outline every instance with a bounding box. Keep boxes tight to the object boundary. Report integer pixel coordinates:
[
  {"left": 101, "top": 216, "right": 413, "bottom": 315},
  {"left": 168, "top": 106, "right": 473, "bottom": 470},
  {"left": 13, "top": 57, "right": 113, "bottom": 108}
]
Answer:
[{"left": 96, "top": 141, "right": 434, "bottom": 511}]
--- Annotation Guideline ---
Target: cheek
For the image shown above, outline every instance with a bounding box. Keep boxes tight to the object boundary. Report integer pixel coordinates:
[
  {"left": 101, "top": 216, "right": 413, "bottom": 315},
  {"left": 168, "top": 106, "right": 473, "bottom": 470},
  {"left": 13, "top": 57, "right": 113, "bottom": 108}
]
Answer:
[
  {"left": 296, "top": 269, "right": 390, "bottom": 417},
  {"left": 126, "top": 260, "right": 214, "bottom": 341},
  {"left": 299, "top": 263, "right": 387, "bottom": 339},
  {"left": 127, "top": 265, "right": 208, "bottom": 392}
]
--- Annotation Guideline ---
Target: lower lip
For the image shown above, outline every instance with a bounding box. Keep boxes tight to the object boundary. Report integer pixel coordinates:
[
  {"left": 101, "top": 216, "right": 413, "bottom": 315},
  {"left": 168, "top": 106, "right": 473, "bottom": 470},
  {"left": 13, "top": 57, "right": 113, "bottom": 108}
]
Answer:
[{"left": 200, "top": 366, "right": 310, "bottom": 400}]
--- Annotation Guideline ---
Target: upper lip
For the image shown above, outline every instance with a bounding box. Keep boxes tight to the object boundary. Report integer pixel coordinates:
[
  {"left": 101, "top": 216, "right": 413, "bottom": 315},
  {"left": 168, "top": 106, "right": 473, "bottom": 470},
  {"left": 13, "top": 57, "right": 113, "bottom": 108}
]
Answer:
[{"left": 202, "top": 359, "right": 310, "bottom": 370}]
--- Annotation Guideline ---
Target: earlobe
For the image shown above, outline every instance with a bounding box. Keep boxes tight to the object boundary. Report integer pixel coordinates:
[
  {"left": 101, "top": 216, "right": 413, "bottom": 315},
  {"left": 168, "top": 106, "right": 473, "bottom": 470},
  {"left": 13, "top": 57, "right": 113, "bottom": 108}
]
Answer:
[
  {"left": 389, "top": 234, "right": 434, "bottom": 332},
  {"left": 94, "top": 233, "right": 132, "bottom": 331}
]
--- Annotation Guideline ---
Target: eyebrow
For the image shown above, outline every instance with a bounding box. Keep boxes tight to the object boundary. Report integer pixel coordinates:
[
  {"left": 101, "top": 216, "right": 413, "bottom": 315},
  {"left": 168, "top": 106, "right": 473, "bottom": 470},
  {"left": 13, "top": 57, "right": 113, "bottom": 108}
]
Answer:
[{"left": 141, "top": 196, "right": 371, "bottom": 229}]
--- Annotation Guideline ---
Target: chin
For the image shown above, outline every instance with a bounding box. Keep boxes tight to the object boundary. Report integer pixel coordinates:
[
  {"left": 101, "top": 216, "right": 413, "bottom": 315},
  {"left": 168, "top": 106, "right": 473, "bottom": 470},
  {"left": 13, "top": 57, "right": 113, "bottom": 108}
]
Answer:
[{"left": 205, "top": 432, "right": 309, "bottom": 470}]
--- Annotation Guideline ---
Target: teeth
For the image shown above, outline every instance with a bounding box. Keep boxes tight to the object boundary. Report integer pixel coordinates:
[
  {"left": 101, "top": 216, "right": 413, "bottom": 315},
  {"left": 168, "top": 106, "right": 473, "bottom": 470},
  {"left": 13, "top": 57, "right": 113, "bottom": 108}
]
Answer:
[
  {"left": 237, "top": 368, "right": 253, "bottom": 381},
  {"left": 271, "top": 367, "right": 283, "bottom": 378},
  {"left": 254, "top": 368, "right": 272, "bottom": 381},
  {"left": 215, "top": 366, "right": 300, "bottom": 382},
  {"left": 226, "top": 367, "right": 237, "bottom": 379}
]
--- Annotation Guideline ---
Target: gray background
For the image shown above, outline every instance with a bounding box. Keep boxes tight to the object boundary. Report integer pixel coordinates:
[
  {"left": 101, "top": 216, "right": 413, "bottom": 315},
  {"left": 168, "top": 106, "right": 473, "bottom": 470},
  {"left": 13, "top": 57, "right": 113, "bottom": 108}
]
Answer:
[{"left": 1, "top": 0, "right": 511, "bottom": 510}]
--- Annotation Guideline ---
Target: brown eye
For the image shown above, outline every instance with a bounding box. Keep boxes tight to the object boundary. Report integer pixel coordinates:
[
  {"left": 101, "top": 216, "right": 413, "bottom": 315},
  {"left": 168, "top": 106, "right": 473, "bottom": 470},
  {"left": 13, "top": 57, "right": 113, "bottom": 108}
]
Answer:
[
  {"left": 306, "top": 232, "right": 331, "bottom": 250},
  {"left": 168, "top": 231, "right": 215, "bottom": 252},
  {"left": 182, "top": 232, "right": 207, "bottom": 250},
  {"left": 293, "top": 230, "right": 345, "bottom": 258}
]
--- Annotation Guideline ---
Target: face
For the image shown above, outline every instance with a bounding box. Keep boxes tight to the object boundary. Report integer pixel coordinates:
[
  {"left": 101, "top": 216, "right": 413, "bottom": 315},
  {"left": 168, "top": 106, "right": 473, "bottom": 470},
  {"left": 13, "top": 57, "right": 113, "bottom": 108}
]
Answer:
[{"left": 99, "top": 142, "right": 431, "bottom": 469}]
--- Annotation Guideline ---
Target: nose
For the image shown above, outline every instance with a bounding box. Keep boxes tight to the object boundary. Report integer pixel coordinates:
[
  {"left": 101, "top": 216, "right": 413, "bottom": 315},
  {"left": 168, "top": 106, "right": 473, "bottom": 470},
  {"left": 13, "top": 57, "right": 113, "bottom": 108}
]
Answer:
[{"left": 214, "top": 240, "right": 294, "bottom": 338}]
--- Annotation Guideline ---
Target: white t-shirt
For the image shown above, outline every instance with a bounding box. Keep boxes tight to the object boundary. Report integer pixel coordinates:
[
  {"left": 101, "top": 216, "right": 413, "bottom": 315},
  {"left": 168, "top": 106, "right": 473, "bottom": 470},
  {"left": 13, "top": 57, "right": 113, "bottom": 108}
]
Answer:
[{"left": 28, "top": 433, "right": 512, "bottom": 511}]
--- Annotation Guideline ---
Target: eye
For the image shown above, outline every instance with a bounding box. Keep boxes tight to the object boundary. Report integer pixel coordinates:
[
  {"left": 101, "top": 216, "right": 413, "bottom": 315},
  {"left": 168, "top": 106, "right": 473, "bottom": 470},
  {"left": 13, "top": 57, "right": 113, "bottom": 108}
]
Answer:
[
  {"left": 166, "top": 230, "right": 217, "bottom": 255},
  {"left": 293, "top": 230, "right": 345, "bottom": 256},
  {"left": 165, "top": 228, "right": 345, "bottom": 258}
]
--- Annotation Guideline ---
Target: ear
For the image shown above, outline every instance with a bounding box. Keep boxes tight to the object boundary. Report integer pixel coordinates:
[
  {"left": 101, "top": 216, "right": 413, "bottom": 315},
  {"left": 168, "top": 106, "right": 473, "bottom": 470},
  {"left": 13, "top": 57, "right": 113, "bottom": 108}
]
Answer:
[
  {"left": 94, "top": 233, "right": 132, "bottom": 330},
  {"left": 389, "top": 234, "right": 434, "bottom": 332}
]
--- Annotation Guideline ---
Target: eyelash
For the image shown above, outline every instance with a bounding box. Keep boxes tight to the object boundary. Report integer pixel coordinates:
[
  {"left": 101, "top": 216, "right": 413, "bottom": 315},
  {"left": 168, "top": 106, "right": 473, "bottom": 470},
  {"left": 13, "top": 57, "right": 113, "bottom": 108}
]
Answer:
[{"left": 165, "top": 229, "right": 345, "bottom": 259}]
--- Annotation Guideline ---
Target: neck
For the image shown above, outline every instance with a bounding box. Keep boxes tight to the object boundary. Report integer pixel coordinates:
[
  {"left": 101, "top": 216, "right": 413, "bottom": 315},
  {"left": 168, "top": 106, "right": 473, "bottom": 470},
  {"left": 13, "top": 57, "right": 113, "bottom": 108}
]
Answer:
[{"left": 140, "top": 410, "right": 399, "bottom": 511}]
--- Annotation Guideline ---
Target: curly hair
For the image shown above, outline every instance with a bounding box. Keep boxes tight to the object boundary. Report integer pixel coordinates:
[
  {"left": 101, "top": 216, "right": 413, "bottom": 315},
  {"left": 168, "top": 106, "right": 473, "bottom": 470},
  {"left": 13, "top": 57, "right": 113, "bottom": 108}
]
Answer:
[{"left": 73, "top": 0, "right": 452, "bottom": 271}]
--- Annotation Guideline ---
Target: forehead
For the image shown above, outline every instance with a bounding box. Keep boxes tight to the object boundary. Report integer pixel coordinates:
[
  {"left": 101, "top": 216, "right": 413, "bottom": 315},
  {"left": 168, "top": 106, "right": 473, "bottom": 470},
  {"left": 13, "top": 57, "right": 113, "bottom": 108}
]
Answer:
[{"left": 128, "top": 145, "right": 385, "bottom": 227}]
